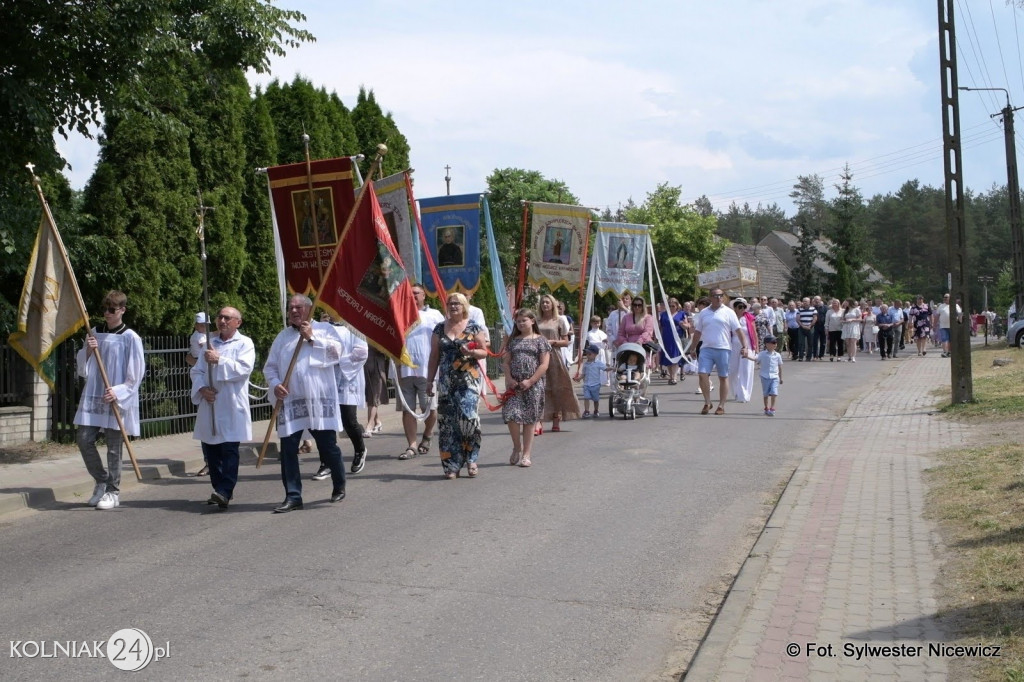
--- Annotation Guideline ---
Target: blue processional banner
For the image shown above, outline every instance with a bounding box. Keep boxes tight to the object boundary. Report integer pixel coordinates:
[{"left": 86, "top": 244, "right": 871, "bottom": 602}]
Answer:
[
  {"left": 592, "top": 222, "right": 650, "bottom": 296},
  {"left": 418, "top": 193, "right": 481, "bottom": 296}
]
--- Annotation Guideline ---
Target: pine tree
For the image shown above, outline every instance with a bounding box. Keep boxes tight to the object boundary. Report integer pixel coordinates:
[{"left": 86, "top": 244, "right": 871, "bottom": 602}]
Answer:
[
  {"left": 351, "top": 87, "right": 410, "bottom": 177},
  {"left": 826, "top": 165, "right": 868, "bottom": 298},
  {"left": 784, "top": 224, "right": 822, "bottom": 300}
]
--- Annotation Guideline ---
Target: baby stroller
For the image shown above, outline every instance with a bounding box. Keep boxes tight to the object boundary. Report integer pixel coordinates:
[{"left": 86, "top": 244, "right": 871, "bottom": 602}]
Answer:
[{"left": 608, "top": 342, "right": 660, "bottom": 419}]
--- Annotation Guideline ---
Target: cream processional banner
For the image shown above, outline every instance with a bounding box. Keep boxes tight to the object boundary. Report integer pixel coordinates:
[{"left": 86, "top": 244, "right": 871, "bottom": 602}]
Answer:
[
  {"left": 527, "top": 202, "right": 590, "bottom": 292},
  {"left": 591, "top": 222, "right": 649, "bottom": 295}
]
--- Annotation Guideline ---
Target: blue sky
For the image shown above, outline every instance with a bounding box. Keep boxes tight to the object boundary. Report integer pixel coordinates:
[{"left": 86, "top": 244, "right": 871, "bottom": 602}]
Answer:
[{"left": 59, "top": 0, "right": 1023, "bottom": 215}]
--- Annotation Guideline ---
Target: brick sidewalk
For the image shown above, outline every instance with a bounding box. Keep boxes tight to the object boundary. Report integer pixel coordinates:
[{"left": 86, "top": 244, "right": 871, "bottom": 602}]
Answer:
[{"left": 687, "top": 356, "right": 966, "bottom": 680}]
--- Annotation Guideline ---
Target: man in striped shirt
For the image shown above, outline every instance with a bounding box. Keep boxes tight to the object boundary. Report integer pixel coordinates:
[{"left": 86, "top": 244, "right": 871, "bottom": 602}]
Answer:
[{"left": 797, "top": 297, "right": 818, "bottom": 362}]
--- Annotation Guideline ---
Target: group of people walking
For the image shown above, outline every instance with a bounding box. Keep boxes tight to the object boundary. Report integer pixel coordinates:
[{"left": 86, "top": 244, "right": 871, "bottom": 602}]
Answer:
[{"left": 71, "top": 284, "right": 959, "bottom": 513}]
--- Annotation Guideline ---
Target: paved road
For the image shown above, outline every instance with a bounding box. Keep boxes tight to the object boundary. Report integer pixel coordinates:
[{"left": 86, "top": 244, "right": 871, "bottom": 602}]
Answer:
[{"left": 0, "top": 357, "right": 891, "bottom": 680}]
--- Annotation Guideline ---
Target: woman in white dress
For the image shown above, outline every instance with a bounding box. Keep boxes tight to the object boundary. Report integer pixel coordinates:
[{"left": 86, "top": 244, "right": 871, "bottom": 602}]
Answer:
[
  {"left": 728, "top": 298, "right": 757, "bottom": 403},
  {"left": 841, "top": 299, "right": 863, "bottom": 362}
]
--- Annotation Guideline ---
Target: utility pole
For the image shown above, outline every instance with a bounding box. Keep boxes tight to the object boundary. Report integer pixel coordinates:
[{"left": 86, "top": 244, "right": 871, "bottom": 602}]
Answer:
[
  {"left": 979, "top": 275, "right": 994, "bottom": 345},
  {"left": 938, "top": 0, "right": 973, "bottom": 403},
  {"left": 960, "top": 87, "right": 1024, "bottom": 319},
  {"left": 444, "top": 165, "right": 451, "bottom": 196}
]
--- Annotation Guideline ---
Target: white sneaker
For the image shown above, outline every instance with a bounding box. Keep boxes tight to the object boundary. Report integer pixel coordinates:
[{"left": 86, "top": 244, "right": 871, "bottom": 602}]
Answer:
[
  {"left": 88, "top": 483, "right": 106, "bottom": 507},
  {"left": 96, "top": 492, "right": 119, "bottom": 510}
]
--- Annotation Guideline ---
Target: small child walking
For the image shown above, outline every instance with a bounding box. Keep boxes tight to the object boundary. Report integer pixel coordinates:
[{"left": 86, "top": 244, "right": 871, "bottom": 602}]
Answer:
[
  {"left": 574, "top": 344, "right": 606, "bottom": 418},
  {"left": 755, "top": 335, "right": 784, "bottom": 416}
]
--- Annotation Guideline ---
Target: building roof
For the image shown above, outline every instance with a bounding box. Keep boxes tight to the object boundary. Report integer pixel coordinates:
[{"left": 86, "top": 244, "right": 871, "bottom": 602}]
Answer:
[
  {"left": 717, "top": 243, "right": 791, "bottom": 300},
  {"left": 758, "top": 230, "right": 888, "bottom": 287}
]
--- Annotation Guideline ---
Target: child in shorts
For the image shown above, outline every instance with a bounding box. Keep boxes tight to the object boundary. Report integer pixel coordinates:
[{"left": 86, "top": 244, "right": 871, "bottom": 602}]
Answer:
[
  {"left": 755, "top": 335, "right": 784, "bottom": 416},
  {"left": 575, "top": 344, "right": 606, "bottom": 418}
]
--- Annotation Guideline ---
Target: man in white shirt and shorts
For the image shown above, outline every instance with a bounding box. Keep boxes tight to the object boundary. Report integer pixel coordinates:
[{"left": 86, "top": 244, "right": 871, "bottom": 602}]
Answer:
[{"left": 689, "top": 288, "right": 749, "bottom": 415}]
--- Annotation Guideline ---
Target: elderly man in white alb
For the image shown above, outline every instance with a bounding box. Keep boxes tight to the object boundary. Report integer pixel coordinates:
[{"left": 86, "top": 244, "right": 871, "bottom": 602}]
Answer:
[
  {"left": 190, "top": 306, "right": 255, "bottom": 510},
  {"left": 396, "top": 284, "right": 446, "bottom": 460},
  {"left": 264, "top": 294, "right": 347, "bottom": 513},
  {"left": 688, "top": 288, "right": 749, "bottom": 416}
]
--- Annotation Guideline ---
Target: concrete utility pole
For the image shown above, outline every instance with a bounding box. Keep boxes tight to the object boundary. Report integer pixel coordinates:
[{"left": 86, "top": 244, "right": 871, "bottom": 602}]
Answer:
[
  {"left": 938, "top": 0, "right": 973, "bottom": 403},
  {"left": 960, "top": 87, "right": 1024, "bottom": 319}
]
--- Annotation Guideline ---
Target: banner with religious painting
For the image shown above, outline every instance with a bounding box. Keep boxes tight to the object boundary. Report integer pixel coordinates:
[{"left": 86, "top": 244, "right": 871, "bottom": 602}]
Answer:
[
  {"left": 418, "top": 193, "right": 481, "bottom": 296},
  {"left": 527, "top": 202, "right": 590, "bottom": 292},
  {"left": 318, "top": 182, "right": 419, "bottom": 366},
  {"left": 266, "top": 157, "right": 356, "bottom": 300},
  {"left": 375, "top": 171, "right": 416, "bottom": 282},
  {"left": 591, "top": 222, "right": 650, "bottom": 295}
]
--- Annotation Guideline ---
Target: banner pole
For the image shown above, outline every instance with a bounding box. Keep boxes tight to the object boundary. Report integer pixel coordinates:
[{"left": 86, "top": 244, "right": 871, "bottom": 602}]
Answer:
[
  {"left": 27, "top": 166, "right": 143, "bottom": 480},
  {"left": 571, "top": 217, "right": 593, "bottom": 366},
  {"left": 515, "top": 201, "right": 530, "bottom": 309},
  {"left": 257, "top": 146, "right": 387, "bottom": 468},
  {"left": 302, "top": 133, "right": 326, "bottom": 285},
  {"left": 195, "top": 190, "right": 217, "bottom": 437}
]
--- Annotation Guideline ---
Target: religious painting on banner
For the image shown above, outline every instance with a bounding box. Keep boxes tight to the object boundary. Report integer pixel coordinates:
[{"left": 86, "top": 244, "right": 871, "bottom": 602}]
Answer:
[
  {"left": 527, "top": 202, "right": 590, "bottom": 292},
  {"left": 375, "top": 171, "right": 416, "bottom": 280},
  {"left": 592, "top": 222, "right": 650, "bottom": 295},
  {"left": 418, "top": 193, "right": 481, "bottom": 296},
  {"left": 318, "top": 183, "right": 420, "bottom": 366},
  {"left": 266, "top": 157, "right": 356, "bottom": 297}
]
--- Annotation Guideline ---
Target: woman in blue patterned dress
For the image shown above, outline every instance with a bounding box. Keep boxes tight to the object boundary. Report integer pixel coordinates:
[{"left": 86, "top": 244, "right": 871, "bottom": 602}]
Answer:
[
  {"left": 427, "top": 293, "right": 488, "bottom": 479},
  {"left": 501, "top": 309, "right": 552, "bottom": 468}
]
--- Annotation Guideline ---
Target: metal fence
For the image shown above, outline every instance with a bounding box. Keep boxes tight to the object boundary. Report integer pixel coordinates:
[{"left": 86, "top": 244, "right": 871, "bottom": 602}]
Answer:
[
  {"left": 0, "top": 344, "right": 28, "bottom": 406},
  {"left": 52, "top": 336, "right": 273, "bottom": 443},
  {"left": 24, "top": 324, "right": 509, "bottom": 443}
]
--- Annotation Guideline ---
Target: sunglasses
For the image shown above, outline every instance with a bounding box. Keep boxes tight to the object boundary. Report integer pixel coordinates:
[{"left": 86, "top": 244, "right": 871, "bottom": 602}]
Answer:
[
  {"left": 216, "top": 314, "right": 238, "bottom": 321},
  {"left": 103, "top": 307, "right": 122, "bottom": 314}
]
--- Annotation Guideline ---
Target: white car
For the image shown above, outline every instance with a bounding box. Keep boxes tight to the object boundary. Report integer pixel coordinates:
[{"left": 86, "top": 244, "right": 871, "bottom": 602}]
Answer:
[{"left": 1008, "top": 318, "right": 1024, "bottom": 347}]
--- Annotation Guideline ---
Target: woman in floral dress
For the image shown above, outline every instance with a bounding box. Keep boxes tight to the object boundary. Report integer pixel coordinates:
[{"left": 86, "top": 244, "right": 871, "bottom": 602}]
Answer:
[
  {"left": 427, "top": 293, "right": 488, "bottom": 479},
  {"left": 908, "top": 295, "right": 933, "bottom": 356},
  {"left": 501, "top": 309, "right": 552, "bottom": 467}
]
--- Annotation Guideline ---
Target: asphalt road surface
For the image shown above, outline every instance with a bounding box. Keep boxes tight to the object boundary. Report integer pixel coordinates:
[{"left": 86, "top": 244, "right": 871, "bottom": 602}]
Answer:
[{"left": 1, "top": 356, "right": 890, "bottom": 681}]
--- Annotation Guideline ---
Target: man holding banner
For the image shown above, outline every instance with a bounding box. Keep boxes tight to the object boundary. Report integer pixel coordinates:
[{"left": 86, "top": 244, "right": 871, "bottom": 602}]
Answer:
[
  {"left": 264, "top": 294, "right": 347, "bottom": 513},
  {"left": 74, "top": 291, "right": 145, "bottom": 510}
]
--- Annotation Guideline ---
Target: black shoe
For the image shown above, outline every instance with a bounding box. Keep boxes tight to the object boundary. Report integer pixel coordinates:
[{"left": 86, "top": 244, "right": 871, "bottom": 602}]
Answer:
[
  {"left": 350, "top": 451, "right": 366, "bottom": 474},
  {"left": 196, "top": 465, "right": 209, "bottom": 477},
  {"left": 273, "top": 499, "right": 303, "bottom": 513},
  {"left": 312, "top": 465, "right": 331, "bottom": 481},
  {"left": 331, "top": 489, "right": 346, "bottom": 503},
  {"left": 210, "top": 491, "right": 229, "bottom": 509}
]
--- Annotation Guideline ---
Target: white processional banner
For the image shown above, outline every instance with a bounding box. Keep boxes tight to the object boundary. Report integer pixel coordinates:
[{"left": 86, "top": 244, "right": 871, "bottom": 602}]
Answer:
[{"left": 592, "top": 222, "right": 650, "bottom": 295}]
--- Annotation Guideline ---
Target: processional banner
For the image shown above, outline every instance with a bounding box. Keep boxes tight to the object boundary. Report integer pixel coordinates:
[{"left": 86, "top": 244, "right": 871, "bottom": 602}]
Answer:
[
  {"left": 527, "top": 202, "right": 590, "bottom": 292},
  {"left": 418, "top": 193, "right": 481, "bottom": 296},
  {"left": 318, "top": 183, "right": 419, "bottom": 366},
  {"left": 592, "top": 222, "right": 650, "bottom": 295},
  {"left": 266, "top": 157, "right": 356, "bottom": 299},
  {"left": 375, "top": 171, "right": 416, "bottom": 282}
]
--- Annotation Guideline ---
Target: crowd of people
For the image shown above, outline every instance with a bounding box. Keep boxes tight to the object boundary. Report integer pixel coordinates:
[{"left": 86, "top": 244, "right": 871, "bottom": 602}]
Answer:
[{"left": 71, "top": 285, "right": 972, "bottom": 513}]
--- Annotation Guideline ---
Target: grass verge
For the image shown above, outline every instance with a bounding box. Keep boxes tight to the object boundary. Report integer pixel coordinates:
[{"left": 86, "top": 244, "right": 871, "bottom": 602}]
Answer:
[{"left": 926, "top": 341, "right": 1024, "bottom": 681}]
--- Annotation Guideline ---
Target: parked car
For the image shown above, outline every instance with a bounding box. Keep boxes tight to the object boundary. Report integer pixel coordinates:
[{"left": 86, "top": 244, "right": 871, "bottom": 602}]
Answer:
[{"left": 1008, "top": 317, "right": 1024, "bottom": 347}]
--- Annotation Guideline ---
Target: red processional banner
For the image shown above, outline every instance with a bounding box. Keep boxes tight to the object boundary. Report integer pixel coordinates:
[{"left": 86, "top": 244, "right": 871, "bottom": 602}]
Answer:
[
  {"left": 319, "top": 183, "right": 420, "bottom": 366},
  {"left": 266, "top": 157, "right": 356, "bottom": 296}
]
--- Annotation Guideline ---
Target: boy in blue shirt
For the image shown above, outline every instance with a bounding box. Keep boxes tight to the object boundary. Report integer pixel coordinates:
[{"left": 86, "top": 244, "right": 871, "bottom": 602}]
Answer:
[
  {"left": 574, "top": 344, "right": 607, "bottom": 418},
  {"left": 755, "top": 335, "right": 784, "bottom": 416}
]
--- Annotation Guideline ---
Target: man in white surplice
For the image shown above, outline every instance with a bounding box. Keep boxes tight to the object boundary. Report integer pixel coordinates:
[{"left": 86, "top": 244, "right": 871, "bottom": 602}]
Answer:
[
  {"left": 190, "top": 306, "right": 255, "bottom": 509},
  {"left": 74, "top": 290, "right": 145, "bottom": 511},
  {"left": 264, "top": 294, "right": 346, "bottom": 513}
]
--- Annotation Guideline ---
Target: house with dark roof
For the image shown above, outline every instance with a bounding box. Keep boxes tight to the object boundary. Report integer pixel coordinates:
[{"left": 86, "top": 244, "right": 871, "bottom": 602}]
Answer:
[{"left": 711, "top": 230, "right": 889, "bottom": 300}]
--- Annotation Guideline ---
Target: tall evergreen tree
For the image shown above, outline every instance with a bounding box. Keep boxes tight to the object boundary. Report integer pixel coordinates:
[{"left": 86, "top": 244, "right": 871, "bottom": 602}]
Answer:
[
  {"left": 783, "top": 224, "right": 822, "bottom": 300},
  {"left": 351, "top": 87, "right": 410, "bottom": 178},
  {"left": 826, "top": 165, "right": 868, "bottom": 298},
  {"left": 260, "top": 77, "right": 353, "bottom": 164}
]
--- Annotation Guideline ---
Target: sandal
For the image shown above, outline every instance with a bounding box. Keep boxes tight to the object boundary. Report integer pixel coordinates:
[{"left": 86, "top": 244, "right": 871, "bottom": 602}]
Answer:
[
  {"left": 371, "top": 423, "right": 383, "bottom": 434},
  {"left": 417, "top": 435, "right": 432, "bottom": 454},
  {"left": 467, "top": 463, "right": 478, "bottom": 477},
  {"left": 398, "top": 447, "right": 417, "bottom": 460},
  {"left": 714, "top": 406, "right": 725, "bottom": 415},
  {"left": 519, "top": 457, "right": 531, "bottom": 468},
  {"left": 444, "top": 471, "right": 457, "bottom": 480},
  {"left": 298, "top": 439, "right": 313, "bottom": 453},
  {"left": 510, "top": 450, "right": 522, "bottom": 466},
  {"left": 701, "top": 404, "right": 712, "bottom": 415},
  {"left": 551, "top": 424, "right": 561, "bottom": 432},
  {"left": 534, "top": 424, "right": 543, "bottom": 436}
]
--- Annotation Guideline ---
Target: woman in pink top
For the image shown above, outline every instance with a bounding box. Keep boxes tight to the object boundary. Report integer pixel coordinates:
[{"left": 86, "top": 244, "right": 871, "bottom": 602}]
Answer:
[{"left": 617, "top": 296, "right": 655, "bottom": 346}]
